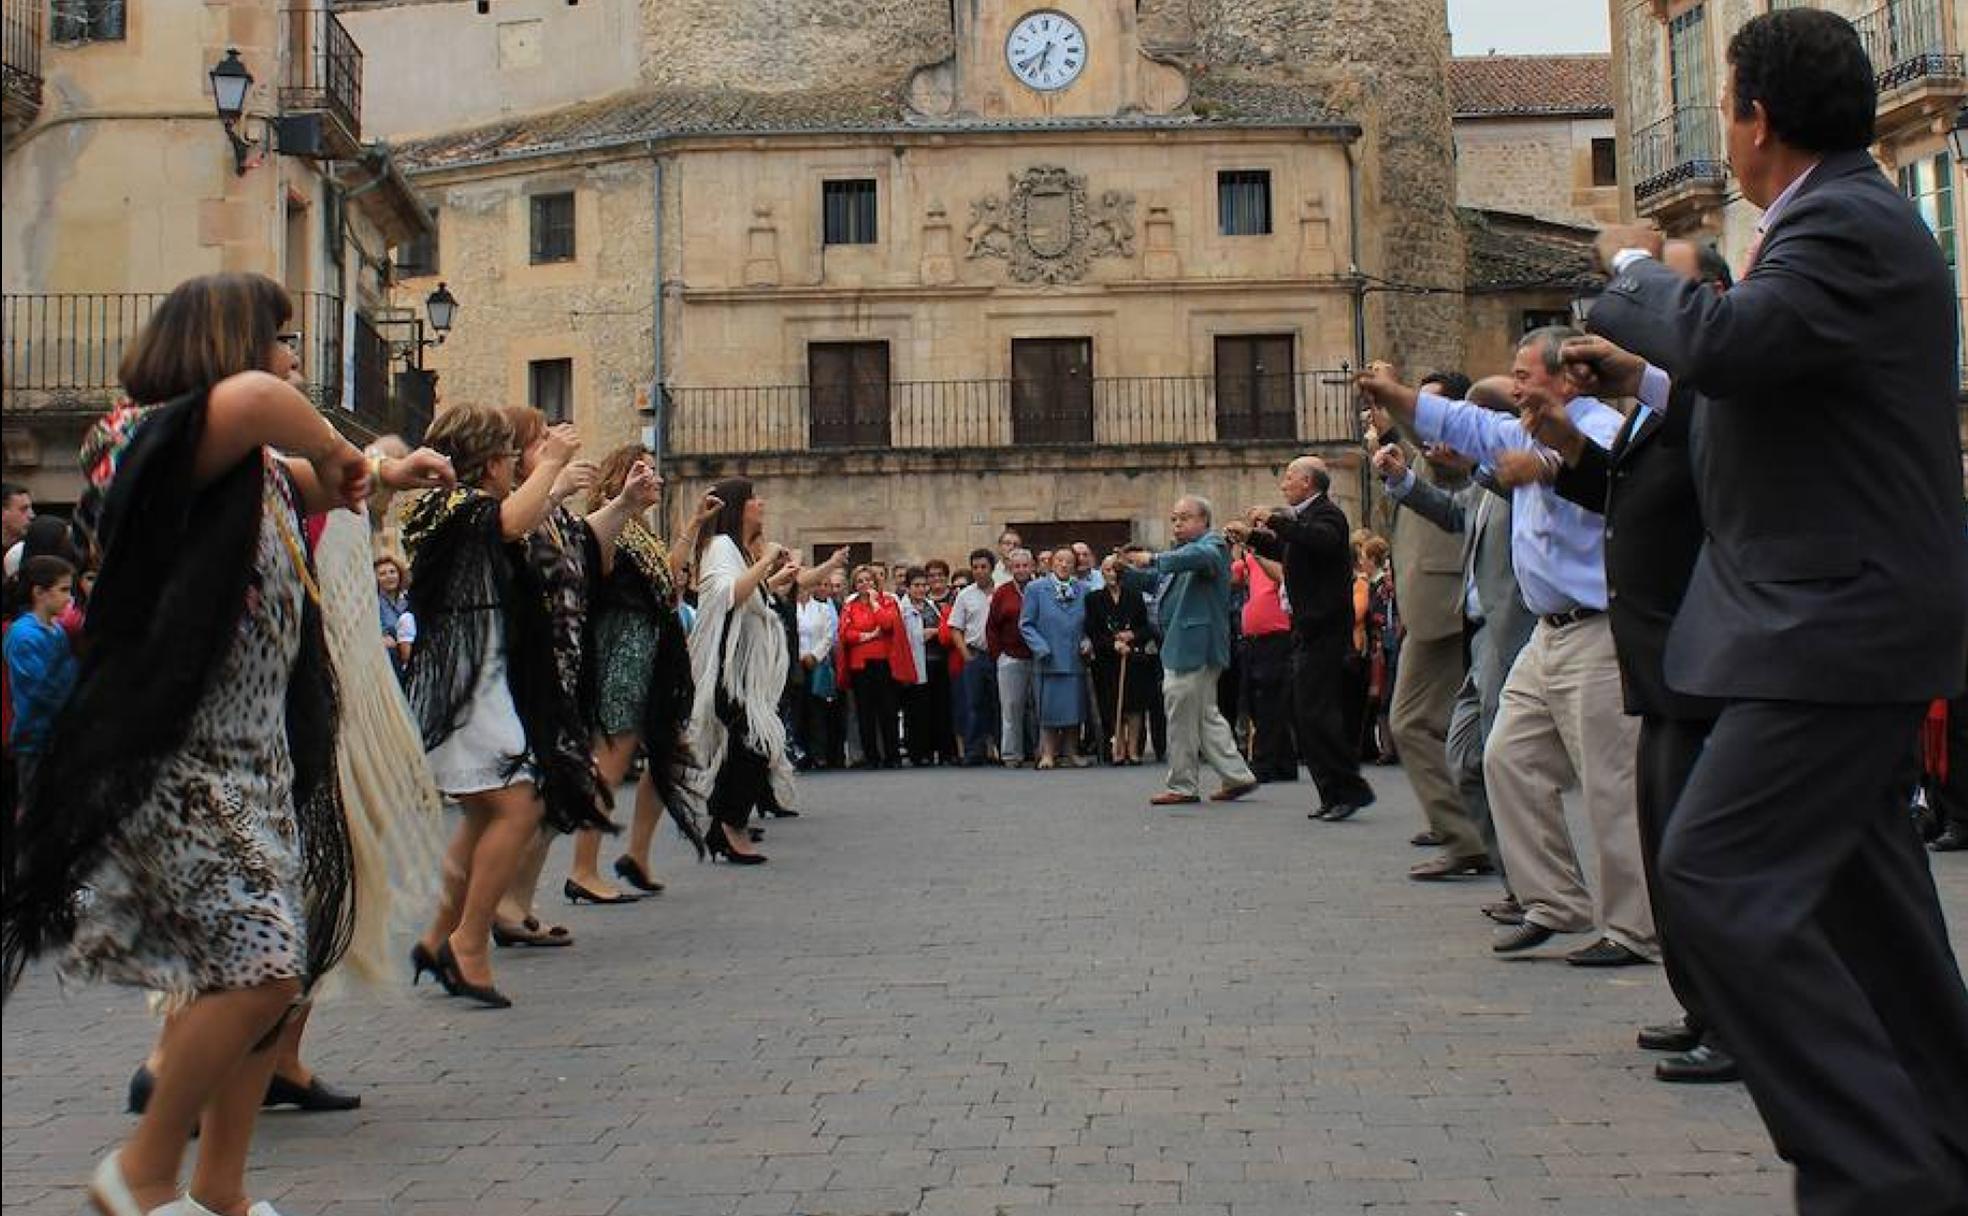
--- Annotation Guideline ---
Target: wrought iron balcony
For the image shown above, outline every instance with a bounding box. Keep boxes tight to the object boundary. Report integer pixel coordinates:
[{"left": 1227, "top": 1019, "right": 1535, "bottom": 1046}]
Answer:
[
  {"left": 1631, "top": 106, "right": 1730, "bottom": 229},
  {"left": 280, "top": 6, "right": 362, "bottom": 159},
  {"left": 661, "top": 370, "right": 1358, "bottom": 461},
  {"left": 2, "top": 0, "right": 42, "bottom": 134},
  {"left": 1856, "top": 0, "right": 1966, "bottom": 137},
  {"left": 2, "top": 291, "right": 344, "bottom": 410}
]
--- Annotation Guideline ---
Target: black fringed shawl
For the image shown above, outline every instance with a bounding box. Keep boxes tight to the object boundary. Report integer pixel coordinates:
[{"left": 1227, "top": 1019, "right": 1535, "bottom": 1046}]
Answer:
[
  {"left": 595, "top": 519, "right": 704, "bottom": 857},
  {"left": 400, "top": 490, "right": 612, "bottom": 836},
  {"left": 1, "top": 390, "right": 352, "bottom": 996}
]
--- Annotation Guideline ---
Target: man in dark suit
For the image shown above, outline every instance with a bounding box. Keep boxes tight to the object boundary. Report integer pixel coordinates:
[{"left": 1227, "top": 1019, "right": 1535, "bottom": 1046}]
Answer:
[
  {"left": 1247, "top": 456, "right": 1375, "bottom": 820},
  {"left": 1577, "top": 11, "right": 1968, "bottom": 1214},
  {"left": 1514, "top": 240, "right": 1739, "bottom": 1085}
]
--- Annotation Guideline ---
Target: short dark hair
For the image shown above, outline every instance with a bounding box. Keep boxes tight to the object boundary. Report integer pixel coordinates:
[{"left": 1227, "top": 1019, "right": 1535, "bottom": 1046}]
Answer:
[
  {"left": 19, "top": 554, "right": 74, "bottom": 594},
  {"left": 120, "top": 273, "right": 291, "bottom": 405},
  {"left": 968, "top": 547, "right": 996, "bottom": 567},
  {"left": 903, "top": 566, "right": 928, "bottom": 586},
  {"left": 924, "top": 558, "right": 950, "bottom": 577},
  {"left": 1418, "top": 371, "right": 1472, "bottom": 400},
  {"left": 1694, "top": 242, "right": 1734, "bottom": 291},
  {"left": 1728, "top": 9, "right": 1876, "bottom": 153},
  {"left": 1, "top": 482, "right": 26, "bottom": 505}
]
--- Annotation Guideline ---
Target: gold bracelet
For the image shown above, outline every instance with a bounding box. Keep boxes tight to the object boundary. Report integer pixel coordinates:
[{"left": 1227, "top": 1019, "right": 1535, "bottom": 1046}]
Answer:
[{"left": 366, "top": 452, "right": 385, "bottom": 484}]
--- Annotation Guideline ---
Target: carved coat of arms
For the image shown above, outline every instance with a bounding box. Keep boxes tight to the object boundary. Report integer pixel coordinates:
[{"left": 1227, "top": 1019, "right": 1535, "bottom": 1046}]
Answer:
[{"left": 966, "top": 166, "right": 1135, "bottom": 284}]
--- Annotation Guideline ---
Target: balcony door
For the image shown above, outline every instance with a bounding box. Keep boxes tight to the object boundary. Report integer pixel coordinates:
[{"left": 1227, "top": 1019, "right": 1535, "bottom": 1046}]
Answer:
[
  {"left": 1214, "top": 334, "right": 1295, "bottom": 442},
  {"left": 1010, "top": 337, "right": 1093, "bottom": 445},
  {"left": 808, "top": 340, "right": 891, "bottom": 449}
]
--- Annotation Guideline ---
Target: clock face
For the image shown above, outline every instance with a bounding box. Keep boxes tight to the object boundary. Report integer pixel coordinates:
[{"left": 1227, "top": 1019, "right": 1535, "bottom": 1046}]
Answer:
[{"left": 1005, "top": 10, "right": 1087, "bottom": 92}]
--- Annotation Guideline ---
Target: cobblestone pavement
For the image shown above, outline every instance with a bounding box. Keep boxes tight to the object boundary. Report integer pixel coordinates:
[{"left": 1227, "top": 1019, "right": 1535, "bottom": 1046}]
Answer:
[{"left": 6, "top": 763, "right": 1966, "bottom": 1216}]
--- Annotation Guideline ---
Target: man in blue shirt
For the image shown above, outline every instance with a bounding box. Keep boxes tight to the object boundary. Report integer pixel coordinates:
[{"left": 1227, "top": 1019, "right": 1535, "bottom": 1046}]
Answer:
[{"left": 1358, "top": 327, "right": 1654, "bottom": 968}]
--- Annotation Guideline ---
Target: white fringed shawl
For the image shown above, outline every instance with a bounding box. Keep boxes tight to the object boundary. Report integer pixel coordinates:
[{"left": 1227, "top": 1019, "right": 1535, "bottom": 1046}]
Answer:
[
  {"left": 314, "top": 508, "right": 444, "bottom": 990},
  {"left": 683, "top": 535, "right": 798, "bottom": 813}
]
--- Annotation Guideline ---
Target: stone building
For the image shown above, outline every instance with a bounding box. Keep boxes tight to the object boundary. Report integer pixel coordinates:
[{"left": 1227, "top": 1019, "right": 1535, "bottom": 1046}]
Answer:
[
  {"left": 0, "top": 0, "right": 435, "bottom": 507},
  {"left": 1607, "top": 0, "right": 1964, "bottom": 387},
  {"left": 1450, "top": 54, "right": 1621, "bottom": 227},
  {"left": 345, "top": 0, "right": 1469, "bottom": 561}
]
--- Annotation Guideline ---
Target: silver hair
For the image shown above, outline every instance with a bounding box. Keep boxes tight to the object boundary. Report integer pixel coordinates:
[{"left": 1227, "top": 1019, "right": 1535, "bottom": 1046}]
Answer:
[
  {"left": 1518, "top": 324, "right": 1585, "bottom": 375},
  {"left": 1178, "top": 494, "right": 1214, "bottom": 525},
  {"left": 1009, "top": 548, "right": 1035, "bottom": 564}
]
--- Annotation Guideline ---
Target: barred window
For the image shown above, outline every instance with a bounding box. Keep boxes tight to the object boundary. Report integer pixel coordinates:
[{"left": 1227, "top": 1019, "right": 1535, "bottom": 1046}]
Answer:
[
  {"left": 822, "top": 180, "right": 878, "bottom": 245},
  {"left": 529, "top": 192, "right": 576, "bottom": 264},
  {"left": 1591, "top": 138, "right": 1618, "bottom": 188},
  {"left": 396, "top": 209, "right": 439, "bottom": 278},
  {"left": 1217, "top": 170, "right": 1272, "bottom": 237},
  {"left": 51, "top": 0, "right": 125, "bottom": 42}
]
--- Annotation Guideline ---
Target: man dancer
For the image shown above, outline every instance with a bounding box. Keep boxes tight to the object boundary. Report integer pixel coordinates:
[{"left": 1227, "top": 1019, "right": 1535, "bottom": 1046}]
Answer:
[
  {"left": 1357, "top": 332, "right": 1652, "bottom": 968},
  {"left": 1121, "top": 496, "right": 1257, "bottom": 806},
  {"left": 1246, "top": 456, "right": 1374, "bottom": 820},
  {"left": 1578, "top": 11, "right": 1968, "bottom": 1212}
]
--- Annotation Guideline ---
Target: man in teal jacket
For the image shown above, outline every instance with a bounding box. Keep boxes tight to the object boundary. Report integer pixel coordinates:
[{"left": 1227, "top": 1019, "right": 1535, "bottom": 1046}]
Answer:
[{"left": 1121, "top": 495, "right": 1258, "bottom": 806}]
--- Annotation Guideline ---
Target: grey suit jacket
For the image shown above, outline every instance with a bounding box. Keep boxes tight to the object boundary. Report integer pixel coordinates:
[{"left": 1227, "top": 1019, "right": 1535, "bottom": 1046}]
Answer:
[
  {"left": 1396, "top": 475, "right": 1536, "bottom": 667},
  {"left": 1589, "top": 148, "right": 1968, "bottom": 702},
  {"left": 1389, "top": 450, "right": 1469, "bottom": 644}
]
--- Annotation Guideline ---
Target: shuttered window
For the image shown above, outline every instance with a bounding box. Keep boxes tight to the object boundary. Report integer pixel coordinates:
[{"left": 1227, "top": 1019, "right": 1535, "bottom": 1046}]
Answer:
[
  {"left": 529, "top": 192, "right": 576, "bottom": 264},
  {"left": 808, "top": 342, "right": 890, "bottom": 448},
  {"left": 1217, "top": 171, "right": 1273, "bottom": 237}
]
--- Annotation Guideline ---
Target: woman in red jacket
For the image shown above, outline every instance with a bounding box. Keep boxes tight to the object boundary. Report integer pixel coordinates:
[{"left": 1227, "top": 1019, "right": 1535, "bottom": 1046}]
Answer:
[{"left": 838, "top": 564, "right": 904, "bottom": 768}]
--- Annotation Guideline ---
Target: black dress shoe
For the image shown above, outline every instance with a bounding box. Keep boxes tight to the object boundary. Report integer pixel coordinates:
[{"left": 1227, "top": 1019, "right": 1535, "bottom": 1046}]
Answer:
[
  {"left": 127, "top": 1065, "right": 153, "bottom": 1115},
  {"left": 1481, "top": 897, "right": 1525, "bottom": 925},
  {"left": 264, "top": 1073, "right": 362, "bottom": 1111},
  {"left": 563, "top": 878, "right": 640, "bottom": 906},
  {"left": 1565, "top": 937, "right": 1652, "bottom": 967},
  {"left": 1637, "top": 1018, "right": 1701, "bottom": 1053},
  {"left": 1655, "top": 1043, "right": 1741, "bottom": 1084},
  {"left": 612, "top": 855, "right": 665, "bottom": 894},
  {"left": 1931, "top": 824, "right": 1968, "bottom": 852},
  {"left": 1320, "top": 789, "right": 1376, "bottom": 822},
  {"left": 1492, "top": 922, "right": 1556, "bottom": 954}
]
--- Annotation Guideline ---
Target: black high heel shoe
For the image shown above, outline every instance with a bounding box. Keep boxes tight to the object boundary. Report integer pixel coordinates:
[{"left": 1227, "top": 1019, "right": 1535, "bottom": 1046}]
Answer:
[
  {"left": 563, "top": 878, "right": 641, "bottom": 905},
  {"left": 435, "top": 941, "right": 513, "bottom": 1009},
  {"left": 612, "top": 855, "right": 665, "bottom": 894},
  {"left": 410, "top": 942, "right": 456, "bottom": 993},
  {"left": 706, "top": 823, "right": 767, "bottom": 865}
]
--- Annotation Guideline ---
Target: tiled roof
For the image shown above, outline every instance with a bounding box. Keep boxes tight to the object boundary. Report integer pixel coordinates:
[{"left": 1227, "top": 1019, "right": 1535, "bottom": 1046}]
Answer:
[
  {"left": 398, "top": 76, "right": 1349, "bottom": 173},
  {"left": 1448, "top": 54, "right": 1612, "bottom": 118},
  {"left": 1461, "top": 208, "right": 1599, "bottom": 293}
]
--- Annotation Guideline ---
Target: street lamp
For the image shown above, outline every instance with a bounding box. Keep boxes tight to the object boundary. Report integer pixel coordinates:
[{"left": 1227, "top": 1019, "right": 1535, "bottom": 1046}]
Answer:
[
  {"left": 1948, "top": 101, "right": 1968, "bottom": 169},
  {"left": 424, "top": 282, "right": 458, "bottom": 343},
  {"left": 208, "top": 48, "right": 257, "bottom": 176}
]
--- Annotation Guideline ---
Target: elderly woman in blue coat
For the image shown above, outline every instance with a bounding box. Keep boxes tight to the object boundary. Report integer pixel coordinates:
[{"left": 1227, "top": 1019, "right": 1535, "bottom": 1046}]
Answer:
[{"left": 1019, "top": 547, "right": 1091, "bottom": 769}]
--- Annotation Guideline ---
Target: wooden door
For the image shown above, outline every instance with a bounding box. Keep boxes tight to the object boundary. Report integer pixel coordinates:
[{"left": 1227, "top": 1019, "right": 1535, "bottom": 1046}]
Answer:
[
  {"left": 1214, "top": 334, "right": 1295, "bottom": 442},
  {"left": 1011, "top": 337, "right": 1094, "bottom": 445}
]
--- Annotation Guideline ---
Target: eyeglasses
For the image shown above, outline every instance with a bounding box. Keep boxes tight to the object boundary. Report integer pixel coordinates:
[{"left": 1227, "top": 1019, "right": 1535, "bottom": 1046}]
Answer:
[{"left": 275, "top": 332, "right": 302, "bottom": 352}]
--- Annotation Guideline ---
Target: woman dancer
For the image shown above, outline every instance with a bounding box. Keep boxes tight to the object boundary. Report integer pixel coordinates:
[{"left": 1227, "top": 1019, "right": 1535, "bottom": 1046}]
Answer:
[
  {"left": 1086, "top": 553, "right": 1152, "bottom": 764},
  {"left": 684, "top": 478, "right": 800, "bottom": 863},
  {"left": 402, "top": 406, "right": 614, "bottom": 1006},
  {"left": 1019, "top": 547, "right": 1090, "bottom": 768},
  {"left": 564, "top": 444, "right": 706, "bottom": 898},
  {"left": 3, "top": 272, "right": 367, "bottom": 1216}
]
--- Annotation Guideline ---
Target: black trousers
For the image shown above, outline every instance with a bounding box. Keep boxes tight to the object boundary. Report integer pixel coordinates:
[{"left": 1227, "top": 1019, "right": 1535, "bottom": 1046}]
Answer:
[
  {"left": 901, "top": 680, "right": 943, "bottom": 763},
  {"left": 853, "top": 661, "right": 901, "bottom": 765},
  {"left": 1939, "top": 687, "right": 1968, "bottom": 832},
  {"left": 1635, "top": 714, "right": 1717, "bottom": 1038},
  {"left": 793, "top": 669, "right": 835, "bottom": 767},
  {"left": 1660, "top": 700, "right": 1968, "bottom": 1216},
  {"left": 921, "top": 657, "right": 955, "bottom": 761},
  {"left": 708, "top": 729, "right": 774, "bottom": 832},
  {"left": 1290, "top": 630, "right": 1371, "bottom": 808},
  {"left": 1243, "top": 632, "right": 1297, "bottom": 780}
]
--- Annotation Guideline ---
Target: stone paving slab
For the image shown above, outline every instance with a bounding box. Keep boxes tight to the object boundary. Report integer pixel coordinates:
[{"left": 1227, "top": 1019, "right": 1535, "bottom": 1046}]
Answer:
[{"left": 5, "top": 763, "right": 1964, "bottom": 1215}]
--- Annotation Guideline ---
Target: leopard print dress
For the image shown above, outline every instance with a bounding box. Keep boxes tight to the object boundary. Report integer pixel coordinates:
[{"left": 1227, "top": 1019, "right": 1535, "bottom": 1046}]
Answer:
[{"left": 62, "top": 458, "right": 310, "bottom": 1000}]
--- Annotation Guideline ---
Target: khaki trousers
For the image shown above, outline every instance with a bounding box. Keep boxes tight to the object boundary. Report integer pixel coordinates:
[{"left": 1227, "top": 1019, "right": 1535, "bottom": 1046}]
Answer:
[
  {"left": 1390, "top": 631, "right": 1480, "bottom": 859},
  {"left": 1482, "top": 615, "right": 1653, "bottom": 955},
  {"left": 1162, "top": 664, "right": 1255, "bottom": 797}
]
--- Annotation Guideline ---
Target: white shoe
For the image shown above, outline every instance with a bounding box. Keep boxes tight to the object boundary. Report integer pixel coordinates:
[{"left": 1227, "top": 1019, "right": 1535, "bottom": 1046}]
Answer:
[
  {"left": 88, "top": 1151, "right": 144, "bottom": 1216},
  {"left": 246, "top": 1203, "right": 288, "bottom": 1216}
]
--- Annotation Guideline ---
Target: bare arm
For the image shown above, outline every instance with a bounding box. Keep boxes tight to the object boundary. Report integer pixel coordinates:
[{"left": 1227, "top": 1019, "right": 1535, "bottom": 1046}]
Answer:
[
  {"left": 731, "top": 542, "right": 787, "bottom": 606},
  {"left": 201, "top": 371, "right": 368, "bottom": 513},
  {"left": 499, "top": 424, "right": 579, "bottom": 540},
  {"left": 797, "top": 546, "right": 850, "bottom": 592}
]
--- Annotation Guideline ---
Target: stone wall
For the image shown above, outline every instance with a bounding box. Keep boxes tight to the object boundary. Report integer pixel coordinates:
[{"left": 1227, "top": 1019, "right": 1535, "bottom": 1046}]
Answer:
[
  {"left": 1454, "top": 115, "right": 1620, "bottom": 226},
  {"left": 635, "top": 0, "right": 949, "bottom": 91}
]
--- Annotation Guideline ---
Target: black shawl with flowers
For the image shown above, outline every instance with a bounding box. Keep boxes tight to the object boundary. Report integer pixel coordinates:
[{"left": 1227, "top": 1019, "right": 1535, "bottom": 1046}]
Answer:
[{"left": 400, "top": 488, "right": 612, "bottom": 836}]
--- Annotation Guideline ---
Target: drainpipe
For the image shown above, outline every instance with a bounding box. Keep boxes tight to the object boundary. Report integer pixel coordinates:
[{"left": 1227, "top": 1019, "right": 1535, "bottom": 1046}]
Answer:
[
  {"left": 1342, "top": 133, "right": 1369, "bottom": 517},
  {"left": 647, "top": 144, "right": 668, "bottom": 534}
]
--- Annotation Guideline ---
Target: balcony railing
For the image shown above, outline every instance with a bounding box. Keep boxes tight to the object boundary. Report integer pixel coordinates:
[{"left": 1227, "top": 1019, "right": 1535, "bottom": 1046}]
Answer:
[
  {"left": 1, "top": 0, "right": 42, "bottom": 125},
  {"left": 663, "top": 371, "right": 1358, "bottom": 460},
  {"left": 1856, "top": 0, "right": 1963, "bottom": 92},
  {"left": 1632, "top": 106, "right": 1728, "bottom": 205},
  {"left": 2, "top": 291, "right": 343, "bottom": 408},
  {"left": 280, "top": 6, "right": 361, "bottom": 149}
]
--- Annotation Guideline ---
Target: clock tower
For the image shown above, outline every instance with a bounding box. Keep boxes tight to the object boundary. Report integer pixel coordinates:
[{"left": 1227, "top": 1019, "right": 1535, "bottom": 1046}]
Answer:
[{"left": 907, "top": 0, "right": 1188, "bottom": 121}]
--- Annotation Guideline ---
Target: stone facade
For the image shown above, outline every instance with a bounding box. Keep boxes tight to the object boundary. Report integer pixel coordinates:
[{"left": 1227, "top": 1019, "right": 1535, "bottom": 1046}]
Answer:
[
  {"left": 0, "top": 1, "right": 432, "bottom": 505},
  {"left": 1454, "top": 114, "right": 1621, "bottom": 226},
  {"left": 352, "top": 0, "right": 1470, "bottom": 559}
]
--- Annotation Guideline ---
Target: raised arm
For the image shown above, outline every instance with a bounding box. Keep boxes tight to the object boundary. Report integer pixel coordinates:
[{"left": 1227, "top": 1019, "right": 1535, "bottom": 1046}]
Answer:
[{"left": 499, "top": 424, "right": 579, "bottom": 540}]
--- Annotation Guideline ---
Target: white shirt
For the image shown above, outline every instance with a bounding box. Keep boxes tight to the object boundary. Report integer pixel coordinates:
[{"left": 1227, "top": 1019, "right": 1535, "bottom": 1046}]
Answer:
[
  {"left": 796, "top": 597, "right": 838, "bottom": 664},
  {"left": 948, "top": 582, "right": 994, "bottom": 651}
]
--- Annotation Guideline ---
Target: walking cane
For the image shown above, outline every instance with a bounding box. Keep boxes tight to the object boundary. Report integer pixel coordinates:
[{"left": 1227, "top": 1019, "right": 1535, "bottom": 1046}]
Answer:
[{"left": 1110, "top": 641, "right": 1129, "bottom": 764}]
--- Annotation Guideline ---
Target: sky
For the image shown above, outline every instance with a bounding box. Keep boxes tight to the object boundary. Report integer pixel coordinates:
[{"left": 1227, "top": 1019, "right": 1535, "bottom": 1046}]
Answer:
[{"left": 1447, "top": 0, "right": 1612, "bottom": 56}]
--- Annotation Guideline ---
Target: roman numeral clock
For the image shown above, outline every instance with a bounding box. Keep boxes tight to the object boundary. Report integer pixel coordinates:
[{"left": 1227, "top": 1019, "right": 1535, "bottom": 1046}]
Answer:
[{"left": 1005, "top": 10, "right": 1087, "bottom": 92}]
